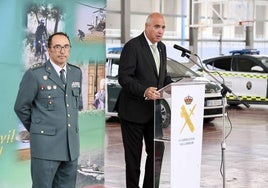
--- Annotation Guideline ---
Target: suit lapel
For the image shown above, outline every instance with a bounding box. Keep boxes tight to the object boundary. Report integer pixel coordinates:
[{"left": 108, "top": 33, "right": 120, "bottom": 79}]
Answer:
[
  {"left": 157, "top": 44, "right": 165, "bottom": 88},
  {"left": 157, "top": 44, "right": 163, "bottom": 75},
  {"left": 140, "top": 33, "right": 167, "bottom": 88},
  {"left": 140, "top": 36, "right": 159, "bottom": 77}
]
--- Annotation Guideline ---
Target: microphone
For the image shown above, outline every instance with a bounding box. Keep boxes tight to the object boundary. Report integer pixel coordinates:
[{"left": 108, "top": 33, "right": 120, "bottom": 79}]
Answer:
[{"left": 173, "top": 44, "right": 192, "bottom": 55}]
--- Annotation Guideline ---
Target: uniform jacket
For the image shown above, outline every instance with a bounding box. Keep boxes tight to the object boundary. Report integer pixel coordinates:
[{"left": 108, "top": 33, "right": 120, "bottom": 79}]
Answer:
[
  {"left": 117, "top": 33, "right": 172, "bottom": 123},
  {"left": 14, "top": 61, "right": 82, "bottom": 161}
]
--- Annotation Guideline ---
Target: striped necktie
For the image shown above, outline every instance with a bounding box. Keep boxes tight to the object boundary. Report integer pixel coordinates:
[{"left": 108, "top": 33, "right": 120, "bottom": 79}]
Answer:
[
  {"left": 60, "top": 69, "right": 66, "bottom": 85},
  {"left": 151, "top": 44, "right": 160, "bottom": 74}
]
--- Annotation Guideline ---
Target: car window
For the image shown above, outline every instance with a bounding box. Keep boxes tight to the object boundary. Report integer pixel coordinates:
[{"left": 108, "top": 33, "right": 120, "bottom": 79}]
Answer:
[
  {"left": 204, "top": 57, "right": 232, "bottom": 71},
  {"left": 234, "top": 56, "right": 259, "bottom": 72},
  {"left": 106, "top": 58, "right": 120, "bottom": 78},
  {"left": 261, "top": 59, "right": 268, "bottom": 68},
  {"left": 257, "top": 56, "right": 268, "bottom": 69},
  {"left": 167, "top": 58, "right": 198, "bottom": 78}
]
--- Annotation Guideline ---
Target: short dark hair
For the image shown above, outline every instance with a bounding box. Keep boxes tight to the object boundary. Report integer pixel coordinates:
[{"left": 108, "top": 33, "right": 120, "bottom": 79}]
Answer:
[{"left": 47, "top": 32, "right": 70, "bottom": 48}]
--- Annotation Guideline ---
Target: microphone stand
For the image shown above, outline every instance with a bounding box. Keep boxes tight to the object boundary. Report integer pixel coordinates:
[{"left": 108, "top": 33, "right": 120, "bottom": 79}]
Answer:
[{"left": 179, "top": 51, "right": 249, "bottom": 188}]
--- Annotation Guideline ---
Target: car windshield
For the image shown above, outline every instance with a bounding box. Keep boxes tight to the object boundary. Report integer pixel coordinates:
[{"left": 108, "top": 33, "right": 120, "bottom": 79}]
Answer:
[
  {"left": 167, "top": 58, "right": 199, "bottom": 80},
  {"left": 254, "top": 56, "right": 268, "bottom": 69},
  {"left": 106, "top": 55, "right": 120, "bottom": 78}
]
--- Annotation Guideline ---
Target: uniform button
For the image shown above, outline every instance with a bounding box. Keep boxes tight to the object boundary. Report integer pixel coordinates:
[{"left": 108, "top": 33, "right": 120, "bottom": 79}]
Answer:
[
  {"left": 68, "top": 124, "right": 71, "bottom": 127},
  {"left": 66, "top": 94, "right": 68, "bottom": 97},
  {"left": 67, "top": 104, "right": 70, "bottom": 107},
  {"left": 48, "top": 95, "right": 51, "bottom": 98},
  {"left": 41, "top": 130, "right": 44, "bottom": 133},
  {"left": 68, "top": 114, "right": 71, "bottom": 117}
]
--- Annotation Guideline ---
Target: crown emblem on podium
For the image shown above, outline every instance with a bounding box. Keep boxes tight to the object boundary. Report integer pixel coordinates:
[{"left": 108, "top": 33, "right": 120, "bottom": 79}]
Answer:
[{"left": 184, "top": 95, "right": 193, "bottom": 105}]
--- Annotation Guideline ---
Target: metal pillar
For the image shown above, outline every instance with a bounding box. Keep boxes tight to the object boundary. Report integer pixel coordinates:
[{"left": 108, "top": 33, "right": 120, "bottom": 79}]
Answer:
[
  {"left": 245, "top": 26, "right": 254, "bottom": 49},
  {"left": 121, "top": 0, "right": 130, "bottom": 44}
]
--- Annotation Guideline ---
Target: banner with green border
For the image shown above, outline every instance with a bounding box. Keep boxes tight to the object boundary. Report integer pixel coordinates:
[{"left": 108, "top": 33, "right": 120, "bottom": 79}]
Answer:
[{"left": 0, "top": 0, "right": 106, "bottom": 187}]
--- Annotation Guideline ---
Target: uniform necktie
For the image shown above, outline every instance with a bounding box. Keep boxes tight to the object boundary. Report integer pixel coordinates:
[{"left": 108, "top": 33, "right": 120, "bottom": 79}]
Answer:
[
  {"left": 60, "top": 69, "right": 66, "bottom": 85},
  {"left": 151, "top": 44, "right": 160, "bottom": 74}
]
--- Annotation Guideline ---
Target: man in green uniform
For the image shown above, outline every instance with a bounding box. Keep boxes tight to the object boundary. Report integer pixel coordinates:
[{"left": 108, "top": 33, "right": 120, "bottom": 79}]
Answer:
[{"left": 14, "top": 32, "right": 82, "bottom": 188}]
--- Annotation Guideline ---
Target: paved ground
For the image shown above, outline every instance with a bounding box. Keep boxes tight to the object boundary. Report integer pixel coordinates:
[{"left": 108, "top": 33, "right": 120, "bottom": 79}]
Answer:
[{"left": 104, "top": 105, "right": 268, "bottom": 188}]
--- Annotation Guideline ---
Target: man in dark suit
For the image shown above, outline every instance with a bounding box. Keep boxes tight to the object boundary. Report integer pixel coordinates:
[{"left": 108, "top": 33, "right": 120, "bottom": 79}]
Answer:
[
  {"left": 14, "top": 32, "right": 82, "bottom": 188},
  {"left": 117, "top": 13, "right": 173, "bottom": 188}
]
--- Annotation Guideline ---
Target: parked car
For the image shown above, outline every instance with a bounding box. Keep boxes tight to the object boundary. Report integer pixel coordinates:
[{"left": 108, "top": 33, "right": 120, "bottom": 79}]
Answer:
[
  {"left": 197, "top": 49, "right": 268, "bottom": 105},
  {"left": 106, "top": 53, "right": 225, "bottom": 127}
]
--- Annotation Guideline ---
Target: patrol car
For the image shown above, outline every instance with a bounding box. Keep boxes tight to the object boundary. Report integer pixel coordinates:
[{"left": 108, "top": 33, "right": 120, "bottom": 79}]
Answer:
[
  {"left": 198, "top": 49, "right": 268, "bottom": 105},
  {"left": 106, "top": 49, "right": 225, "bottom": 126}
]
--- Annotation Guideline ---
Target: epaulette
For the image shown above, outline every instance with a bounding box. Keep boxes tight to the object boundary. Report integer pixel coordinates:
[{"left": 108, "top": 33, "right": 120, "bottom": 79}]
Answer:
[
  {"left": 67, "top": 63, "right": 80, "bottom": 69},
  {"left": 30, "top": 63, "right": 45, "bottom": 69}
]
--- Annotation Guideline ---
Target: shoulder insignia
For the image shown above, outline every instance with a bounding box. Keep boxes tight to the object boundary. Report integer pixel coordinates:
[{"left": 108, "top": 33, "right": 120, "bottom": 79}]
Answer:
[
  {"left": 30, "top": 63, "right": 45, "bottom": 69},
  {"left": 67, "top": 63, "right": 80, "bottom": 69}
]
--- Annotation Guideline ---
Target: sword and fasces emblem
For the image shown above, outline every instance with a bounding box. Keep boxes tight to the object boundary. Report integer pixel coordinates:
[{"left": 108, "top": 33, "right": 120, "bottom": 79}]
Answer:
[{"left": 180, "top": 95, "right": 196, "bottom": 133}]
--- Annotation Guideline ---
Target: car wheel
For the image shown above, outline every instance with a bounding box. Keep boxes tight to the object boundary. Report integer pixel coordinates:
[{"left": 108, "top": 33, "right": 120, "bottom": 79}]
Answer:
[{"left": 160, "top": 100, "right": 171, "bottom": 128}]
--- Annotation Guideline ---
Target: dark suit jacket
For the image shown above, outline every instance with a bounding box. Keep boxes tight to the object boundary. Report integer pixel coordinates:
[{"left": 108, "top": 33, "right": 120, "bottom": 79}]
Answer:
[
  {"left": 117, "top": 33, "right": 172, "bottom": 123},
  {"left": 14, "top": 61, "right": 82, "bottom": 161}
]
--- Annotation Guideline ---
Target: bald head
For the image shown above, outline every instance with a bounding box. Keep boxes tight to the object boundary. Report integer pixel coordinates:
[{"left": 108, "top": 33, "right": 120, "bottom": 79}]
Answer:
[
  {"left": 145, "top": 12, "right": 166, "bottom": 44},
  {"left": 146, "top": 13, "right": 164, "bottom": 24}
]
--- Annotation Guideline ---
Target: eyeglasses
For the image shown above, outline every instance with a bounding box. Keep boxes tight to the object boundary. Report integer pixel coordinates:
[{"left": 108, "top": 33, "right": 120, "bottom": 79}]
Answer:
[{"left": 52, "top": 45, "right": 71, "bottom": 52}]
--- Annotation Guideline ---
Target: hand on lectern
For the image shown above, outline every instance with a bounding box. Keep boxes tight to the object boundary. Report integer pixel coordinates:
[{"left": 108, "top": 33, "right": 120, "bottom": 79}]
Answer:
[{"left": 145, "top": 87, "right": 160, "bottom": 100}]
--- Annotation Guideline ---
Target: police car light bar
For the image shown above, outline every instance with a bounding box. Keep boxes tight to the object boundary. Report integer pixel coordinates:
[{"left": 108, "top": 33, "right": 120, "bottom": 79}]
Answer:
[{"left": 229, "top": 49, "right": 260, "bottom": 55}]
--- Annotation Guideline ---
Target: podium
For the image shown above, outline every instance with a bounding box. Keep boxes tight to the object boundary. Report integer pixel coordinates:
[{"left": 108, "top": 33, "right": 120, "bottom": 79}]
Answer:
[{"left": 154, "top": 79, "right": 205, "bottom": 188}]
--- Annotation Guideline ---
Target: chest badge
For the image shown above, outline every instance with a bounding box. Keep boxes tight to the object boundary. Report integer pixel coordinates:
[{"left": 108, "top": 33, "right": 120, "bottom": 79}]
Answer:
[{"left": 43, "top": 75, "right": 48, "bottom": 80}]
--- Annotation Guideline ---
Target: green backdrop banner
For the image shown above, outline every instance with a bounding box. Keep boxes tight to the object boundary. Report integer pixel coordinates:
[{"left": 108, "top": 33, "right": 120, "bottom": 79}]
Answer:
[{"left": 0, "top": 0, "right": 106, "bottom": 187}]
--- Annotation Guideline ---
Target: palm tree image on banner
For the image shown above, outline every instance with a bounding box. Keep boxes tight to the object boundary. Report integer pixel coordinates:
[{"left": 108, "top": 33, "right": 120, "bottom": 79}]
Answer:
[{"left": 0, "top": 0, "right": 106, "bottom": 187}]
